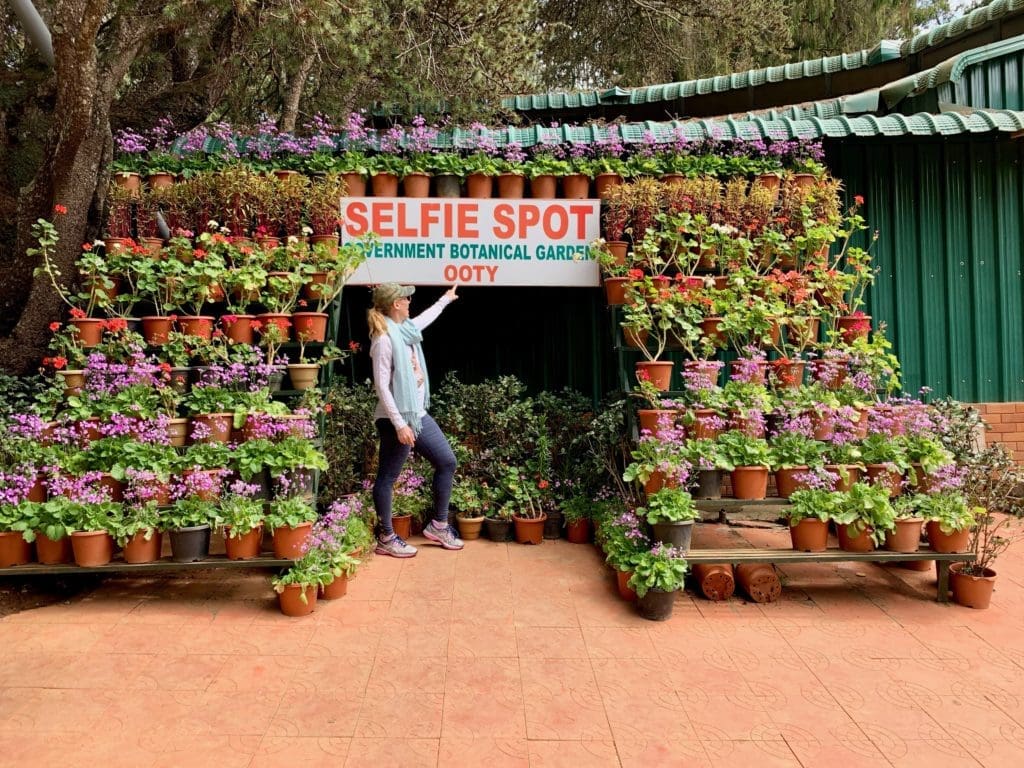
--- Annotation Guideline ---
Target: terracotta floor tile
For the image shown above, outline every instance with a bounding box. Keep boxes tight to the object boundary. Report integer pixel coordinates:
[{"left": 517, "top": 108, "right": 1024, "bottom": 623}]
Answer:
[
  {"left": 526, "top": 739, "right": 620, "bottom": 768},
  {"left": 1, "top": 687, "right": 115, "bottom": 734},
  {"left": 703, "top": 737, "right": 802, "bottom": 767},
  {"left": 315, "top": 599, "right": 391, "bottom": 626},
  {"left": 683, "top": 694, "right": 773, "bottom": 741},
  {"left": 513, "top": 596, "right": 579, "bottom": 627},
  {"left": 521, "top": 658, "right": 610, "bottom": 740},
  {"left": 266, "top": 689, "right": 363, "bottom": 738},
  {"left": 441, "top": 689, "right": 527, "bottom": 739},
  {"left": 344, "top": 577, "right": 399, "bottom": 601},
  {"left": 616, "top": 737, "right": 711, "bottom": 767},
  {"left": 582, "top": 626, "right": 658, "bottom": 658},
  {"left": 447, "top": 621, "right": 518, "bottom": 658},
  {"left": 516, "top": 626, "right": 587, "bottom": 658},
  {"left": 250, "top": 736, "right": 351, "bottom": 768},
  {"left": 355, "top": 686, "right": 444, "bottom": 738},
  {"left": 437, "top": 737, "right": 529, "bottom": 767},
  {"left": 101, "top": 690, "right": 205, "bottom": 734},
  {"left": 207, "top": 654, "right": 307, "bottom": 692},
  {"left": 368, "top": 654, "right": 446, "bottom": 693},
  {"left": 146, "top": 734, "right": 257, "bottom": 768},
  {"left": 377, "top": 622, "right": 451, "bottom": 657},
  {"left": 96, "top": 622, "right": 192, "bottom": 654},
  {"left": 343, "top": 737, "right": 438, "bottom": 768},
  {"left": 306, "top": 625, "right": 382, "bottom": 657},
  {"left": 444, "top": 656, "right": 521, "bottom": 695},
  {"left": 136, "top": 653, "right": 226, "bottom": 692}
]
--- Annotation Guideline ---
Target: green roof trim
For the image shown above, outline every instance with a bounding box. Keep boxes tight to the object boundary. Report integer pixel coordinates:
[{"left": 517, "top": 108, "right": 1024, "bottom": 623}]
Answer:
[
  {"left": 883, "top": 32, "right": 1024, "bottom": 107},
  {"left": 501, "top": 44, "right": 902, "bottom": 112},
  {"left": 901, "top": 0, "right": 1024, "bottom": 55}
]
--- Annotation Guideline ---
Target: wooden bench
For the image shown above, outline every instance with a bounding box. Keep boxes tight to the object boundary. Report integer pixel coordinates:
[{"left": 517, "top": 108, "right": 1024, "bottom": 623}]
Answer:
[
  {"left": 685, "top": 547, "right": 976, "bottom": 602},
  {"left": 0, "top": 554, "right": 293, "bottom": 577}
]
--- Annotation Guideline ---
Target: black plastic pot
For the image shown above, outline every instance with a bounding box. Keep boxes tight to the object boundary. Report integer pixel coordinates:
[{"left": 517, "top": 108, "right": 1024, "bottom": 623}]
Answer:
[
  {"left": 268, "top": 370, "right": 285, "bottom": 393},
  {"left": 169, "top": 525, "right": 211, "bottom": 562},
  {"left": 484, "top": 517, "right": 513, "bottom": 542},
  {"left": 169, "top": 367, "right": 191, "bottom": 395},
  {"left": 189, "top": 365, "right": 210, "bottom": 386},
  {"left": 543, "top": 509, "right": 563, "bottom": 539},
  {"left": 650, "top": 520, "right": 694, "bottom": 552},
  {"left": 638, "top": 588, "right": 676, "bottom": 621},
  {"left": 693, "top": 470, "right": 721, "bottom": 500},
  {"left": 435, "top": 175, "right": 461, "bottom": 198}
]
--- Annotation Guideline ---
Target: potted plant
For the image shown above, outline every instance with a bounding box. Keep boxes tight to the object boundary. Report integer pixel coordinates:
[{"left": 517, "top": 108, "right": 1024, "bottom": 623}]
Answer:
[
  {"left": 683, "top": 439, "right": 726, "bottom": 500},
  {"left": 499, "top": 465, "right": 546, "bottom": 544},
  {"left": 886, "top": 494, "right": 927, "bottom": 553},
  {"left": 112, "top": 495, "right": 163, "bottom": 564},
  {"left": 0, "top": 471, "right": 38, "bottom": 566},
  {"left": 525, "top": 140, "right": 570, "bottom": 198},
  {"left": 859, "top": 433, "right": 910, "bottom": 497},
  {"left": 306, "top": 172, "right": 347, "bottom": 244},
  {"left": 265, "top": 495, "right": 318, "bottom": 559},
  {"left": 560, "top": 494, "right": 593, "bottom": 544},
  {"left": 912, "top": 492, "right": 975, "bottom": 553},
  {"left": 628, "top": 543, "right": 689, "bottom": 621},
  {"left": 390, "top": 467, "right": 428, "bottom": 540},
  {"left": 221, "top": 479, "right": 266, "bottom": 560},
  {"left": 428, "top": 152, "right": 466, "bottom": 197},
  {"left": 786, "top": 488, "right": 844, "bottom": 551},
  {"left": 271, "top": 549, "right": 333, "bottom": 616},
  {"left": 311, "top": 496, "right": 372, "bottom": 599},
  {"left": 598, "top": 508, "right": 649, "bottom": 601},
  {"left": 831, "top": 482, "right": 895, "bottom": 552},
  {"left": 715, "top": 431, "right": 772, "bottom": 500},
  {"left": 640, "top": 485, "right": 699, "bottom": 552},
  {"left": 165, "top": 477, "right": 219, "bottom": 562},
  {"left": 769, "top": 432, "right": 826, "bottom": 498},
  {"left": 450, "top": 477, "right": 485, "bottom": 540},
  {"left": 69, "top": 497, "right": 122, "bottom": 567},
  {"left": 950, "top": 443, "right": 1024, "bottom": 608}
]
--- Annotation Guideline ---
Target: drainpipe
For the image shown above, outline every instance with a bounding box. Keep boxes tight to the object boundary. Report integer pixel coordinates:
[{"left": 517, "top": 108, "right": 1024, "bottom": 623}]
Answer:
[{"left": 9, "top": 0, "right": 54, "bottom": 67}]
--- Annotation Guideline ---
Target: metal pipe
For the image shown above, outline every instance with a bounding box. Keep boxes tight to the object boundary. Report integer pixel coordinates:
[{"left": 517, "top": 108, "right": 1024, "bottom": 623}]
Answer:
[{"left": 9, "top": 0, "right": 54, "bottom": 67}]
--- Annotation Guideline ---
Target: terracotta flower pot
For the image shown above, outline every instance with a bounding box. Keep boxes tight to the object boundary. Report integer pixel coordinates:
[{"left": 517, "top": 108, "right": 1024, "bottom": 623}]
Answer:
[
  {"left": 57, "top": 369, "right": 86, "bottom": 397},
  {"left": 772, "top": 360, "right": 806, "bottom": 389},
  {"left": 257, "top": 312, "right": 292, "bottom": 339},
  {"left": 635, "top": 361, "right": 673, "bottom": 391},
  {"left": 191, "top": 413, "right": 233, "bottom": 444},
  {"left": 371, "top": 172, "right": 399, "bottom": 197},
  {"left": 512, "top": 514, "right": 546, "bottom": 545},
  {"left": 177, "top": 316, "right": 214, "bottom": 340},
  {"left": 341, "top": 172, "right": 367, "bottom": 197},
  {"left": 497, "top": 174, "right": 525, "bottom": 199},
  {"left": 71, "top": 531, "right": 114, "bottom": 567},
  {"left": 320, "top": 576, "right": 349, "bottom": 600},
  {"left": 0, "top": 531, "right": 32, "bottom": 567},
  {"left": 392, "top": 514, "right": 413, "bottom": 540},
  {"left": 561, "top": 174, "right": 590, "bottom": 199},
  {"left": 692, "top": 563, "right": 736, "bottom": 601},
  {"left": 925, "top": 521, "right": 971, "bottom": 553},
  {"left": 637, "top": 409, "right": 675, "bottom": 437},
  {"left": 291, "top": 312, "right": 329, "bottom": 343},
  {"left": 35, "top": 533, "right": 73, "bottom": 564},
  {"left": 167, "top": 417, "right": 189, "bottom": 448},
  {"left": 70, "top": 317, "right": 105, "bottom": 347},
  {"left": 141, "top": 316, "right": 173, "bottom": 345},
  {"left": 225, "top": 526, "right": 263, "bottom": 560},
  {"left": 465, "top": 173, "right": 493, "bottom": 199},
  {"left": 616, "top": 569, "right": 637, "bottom": 601},
  {"left": 837, "top": 524, "right": 874, "bottom": 552},
  {"left": 689, "top": 409, "right": 723, "bottom": 440},
  {"left": 775, "top": 467, "right": 810, "bottom": 499},
  {"left": 402, "top": 172, "right": 431, "bottom": 198},
  {"left": 950, "top": 563, "right": 996, "bottom": 609},
  {"left": 885, "top": 517, "right": 924, "bottom": 553},
  {"left": 123, "top": 530, "right": 162, "bottom": 564},
  {"left": 113, "top": 171, "right": 142, "bottom": 194},
  {"left": 278, "top": 584, "right": 318, "bottom": 616},
  {"left": 730, "top": 466, "right": 769, "bottom": 500},
  {"left": 594, "top": 173, "right": 623, "bottom": 199},
  {"left": 838, "top": 314, "right": 872, "bottom": 344},
  {"left": 603, "top": 277, "right": 629, "bottom": 306},
  {"left": 222, "top": 315, "right": 255, "bottom": 344},
  {"left": 147, "top": 172, "right": 175, "bottom": 188},
  {"left": 789, "top": 518, "right": 828, "bottom": 552},
  {"left": 309, "top": 234, "right": 339, "bottom": 255},
  {"left": 287, "top": 363, "right": 320, "bottom": 391},
  {"left": 273, "top": 522, "right": 313, "bottom": 559},
  {"left": 699, "top": 317, "right": 725, "bottom": 346},
  {"left": 456, "top": 514, "right": 485, "bottom": 540},
  {"left": 529, "top": 175, "right": 556, "bottom": 199},
  {"left": 825, "top": 464, "right": 861, "bottom": 492},
  {"left": 864, "top": 464, "right": 903, "bottom": 498},
  {"left": 566, "top": 518, "right": 591, "bottom": 544}
]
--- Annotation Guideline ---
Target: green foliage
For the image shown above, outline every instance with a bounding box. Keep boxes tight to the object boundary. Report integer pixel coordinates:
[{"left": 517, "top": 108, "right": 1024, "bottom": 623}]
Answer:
[
  {"left": 627, "top": 547, "right": 689, "bottom": 598},
  {"left": 272, "top": 550, "right": 334, "bottom": 600},
  {"left": 319, "top": 378, "right": 379, "bottom": 500},
  {"left": 265, "top": 496, "right": 318, "bottom": 533},
  {"left": 831, "top": 482, "right": 896, "bottom": 545},
  {"left": 769, "top": 432, "right": 826, "bottom": 469},
  {"left": 715, "top": 431, "right": 772, "bottom": 470},
  {"left": 164, "top": 496, "right": 218, "bottom": 530},
  {"left": 0, "top": 500, "right": 40, "bottom": 541},
  {"left": 895, "top": 492, "right": 972, "bottom": 531},
  {"left": 640, "top": 486, "right": 698, "bottom": 525},
  {"left": 787, "top": 488, "right": 843, "bottom": 525},
  {"left": 110, "top": 502, "right": 162, "bottom": 547}
]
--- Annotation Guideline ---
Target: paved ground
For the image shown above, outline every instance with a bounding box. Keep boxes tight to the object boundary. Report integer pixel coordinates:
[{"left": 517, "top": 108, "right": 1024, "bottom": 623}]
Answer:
[{"left": 1, "top": 522, "right": 1023, "bottom": 768}]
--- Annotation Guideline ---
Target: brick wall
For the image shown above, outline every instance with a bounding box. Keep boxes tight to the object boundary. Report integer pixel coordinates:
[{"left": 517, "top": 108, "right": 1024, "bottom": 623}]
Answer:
[{"left": 973, "top": 403, "right": 1024, "bottom": 462}]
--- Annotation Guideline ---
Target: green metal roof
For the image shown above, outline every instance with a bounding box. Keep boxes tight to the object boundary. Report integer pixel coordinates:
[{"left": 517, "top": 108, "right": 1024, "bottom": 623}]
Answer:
[
  {"left": 900, "top": 0, "right": 1024, "bottom": 55},
  {"left": 501, "top": 42, "right": 902, "bottom": 112},
  {"left": 883, "top": 32, "right": 1024, "bottom": 107}
]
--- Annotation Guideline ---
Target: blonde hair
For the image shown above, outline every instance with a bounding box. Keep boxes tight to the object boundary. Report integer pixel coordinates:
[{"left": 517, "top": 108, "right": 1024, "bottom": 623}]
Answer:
[{"left": 367, "top": 306, "right": 389, "bottom": 339}]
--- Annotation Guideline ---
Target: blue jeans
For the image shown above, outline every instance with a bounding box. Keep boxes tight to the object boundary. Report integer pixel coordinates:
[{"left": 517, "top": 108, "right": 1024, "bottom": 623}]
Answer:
[{"left": 373, "top": 414, "right": 457, "bottom": 537}]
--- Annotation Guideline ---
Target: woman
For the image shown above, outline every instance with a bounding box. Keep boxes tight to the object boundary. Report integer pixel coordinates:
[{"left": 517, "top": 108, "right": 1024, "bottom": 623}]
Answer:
[{"left": 368, "top": 282, "right": 463, "bottom": 557}]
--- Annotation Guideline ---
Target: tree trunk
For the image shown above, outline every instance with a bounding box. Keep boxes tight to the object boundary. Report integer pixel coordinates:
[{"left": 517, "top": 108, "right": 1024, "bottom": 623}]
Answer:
[
  {"left": 279, "top": 51, "right": 317, "bottom": 133},
  {"left": 0, "top": 0, "right": 111, "bottom": 374}
]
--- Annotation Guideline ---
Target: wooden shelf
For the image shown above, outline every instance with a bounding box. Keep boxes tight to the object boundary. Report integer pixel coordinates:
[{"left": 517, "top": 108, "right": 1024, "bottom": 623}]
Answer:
[{"left": 0, "top": 554, "right": 294, "bottom": 577}]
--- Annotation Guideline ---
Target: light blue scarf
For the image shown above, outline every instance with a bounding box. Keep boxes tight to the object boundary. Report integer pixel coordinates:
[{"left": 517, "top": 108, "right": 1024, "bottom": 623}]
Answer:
[{"left": 386, "top": 317, "right": 429, "bottom": 435}]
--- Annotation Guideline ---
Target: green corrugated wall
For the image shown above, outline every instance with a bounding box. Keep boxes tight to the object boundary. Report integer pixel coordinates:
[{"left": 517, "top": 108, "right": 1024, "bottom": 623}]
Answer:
[{"left": 828, "top": 137, "right": 1024, "bottom": 401}]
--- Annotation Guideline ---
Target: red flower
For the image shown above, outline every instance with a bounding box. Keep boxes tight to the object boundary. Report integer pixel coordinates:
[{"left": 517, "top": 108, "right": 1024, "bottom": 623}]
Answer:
[
  {"left": 53, "top": 204, "right": 67, "bottom": 215},
  {"left": 348, "top": 341, "right": 360, "bottom": 352},
  {"left": 537, "top": 479, "right": 549, "bottom": 490},
  {"left": 636, "top": 368, "right": 651, "bottom": 382},
  {"left": 159, "top": 362, "right": 172, "bottom": 374},
  {"left": 221, "top": 315, "right": 238, "bottom": 325},
  {"left": 193, "top": 248, "right": 207, "bottom": 260},
  {"left": 81, "top": 242, "right": 93, "bottom": 252},
  {"left": 212, "top": 329, "right": 224, "bottom": 338},
  {"left": 250, "top": 320, "right": 264, "bottom": 331},
  {"left": 104, "top": 318, "right": 127, "bottom": 333},
  {"left": 854, "top": 195, "right": 865, "bottom": 206},
  {"left": 324, "top": 404, "right": 333, "bottom": 414},
  {"left": 49, "top": 322, "right": 61, "bottom": 332},
  {"left": 297, "top": 299, "right": 307, "bottom": 308},
  {"left": 69, "top": 307, "right": 86, "bottom": 319},
  {"left": 51, "top": 356, "right": 67, "bottom": 370},
  {"left": 627, "top": 269, "right": 644, "bottom": 280}
]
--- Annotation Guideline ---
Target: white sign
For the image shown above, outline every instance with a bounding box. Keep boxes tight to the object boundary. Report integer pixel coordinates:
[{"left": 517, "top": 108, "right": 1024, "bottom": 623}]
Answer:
[{"left": 340, "top": 197, "right": 601, "bottom": 287}]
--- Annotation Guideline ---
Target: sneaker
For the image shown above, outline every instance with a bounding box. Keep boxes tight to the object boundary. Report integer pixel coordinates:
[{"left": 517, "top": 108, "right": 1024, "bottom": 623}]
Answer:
[
  {"left": 375, "top": 534, "right": 417, "bottom": 558},
  {"left": 422, "top": 521, "right": 465, "bottom": 550}
]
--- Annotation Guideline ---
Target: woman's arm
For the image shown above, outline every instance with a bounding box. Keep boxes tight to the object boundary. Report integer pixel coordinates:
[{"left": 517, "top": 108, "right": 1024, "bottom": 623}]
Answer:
[
  {"left": 411, "top": 294, "right": 452, "bottom": 332},
  {"left": 370, "top": 335, "right": 407, "bottom": 430}
]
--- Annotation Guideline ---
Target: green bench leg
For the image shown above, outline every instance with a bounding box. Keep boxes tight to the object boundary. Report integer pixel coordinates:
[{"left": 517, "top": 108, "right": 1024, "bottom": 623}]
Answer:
[{"left": 936, "top": 561, "right": 950, "bottom": 603}]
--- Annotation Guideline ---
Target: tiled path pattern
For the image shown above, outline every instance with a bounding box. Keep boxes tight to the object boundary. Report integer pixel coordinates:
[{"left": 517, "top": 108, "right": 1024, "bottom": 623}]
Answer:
[{"left": 1, "top": 523, "right": 1024, "bottom": 767}]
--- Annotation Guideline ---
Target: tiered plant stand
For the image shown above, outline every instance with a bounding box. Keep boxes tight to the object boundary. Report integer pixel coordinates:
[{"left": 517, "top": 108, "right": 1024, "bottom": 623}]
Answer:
[{"left": 0, "top": 554, "right": 292, "bottom": 577}]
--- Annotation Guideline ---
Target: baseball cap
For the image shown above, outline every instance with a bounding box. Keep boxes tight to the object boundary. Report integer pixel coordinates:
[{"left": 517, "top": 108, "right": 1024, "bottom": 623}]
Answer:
[{"left": 372, "top": 283, "right": 415, "bottom": 310}]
